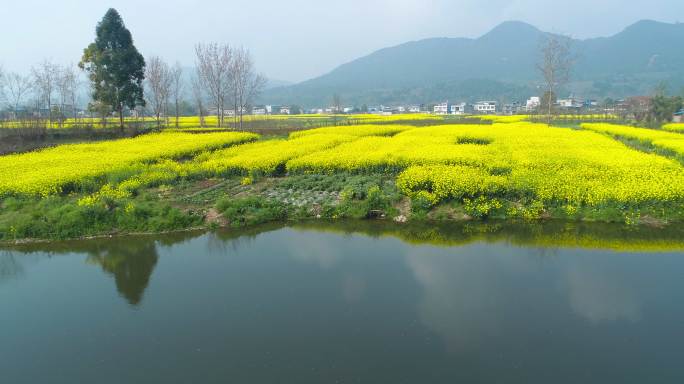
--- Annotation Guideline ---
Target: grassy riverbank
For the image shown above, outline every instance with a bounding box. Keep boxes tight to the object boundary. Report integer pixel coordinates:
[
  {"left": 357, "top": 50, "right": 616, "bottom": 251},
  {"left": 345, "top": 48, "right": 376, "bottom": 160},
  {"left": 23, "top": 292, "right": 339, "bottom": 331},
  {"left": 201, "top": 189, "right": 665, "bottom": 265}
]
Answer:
[{"left": 1, "top": 171, "right": 682, "bottom": 243}]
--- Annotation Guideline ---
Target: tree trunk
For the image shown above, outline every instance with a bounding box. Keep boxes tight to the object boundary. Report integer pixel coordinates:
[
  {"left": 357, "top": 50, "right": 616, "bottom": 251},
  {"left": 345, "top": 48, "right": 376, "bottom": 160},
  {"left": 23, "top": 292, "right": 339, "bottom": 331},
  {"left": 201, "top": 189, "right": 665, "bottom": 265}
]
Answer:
[
  {"left": 119, "top": 106, "right": 124, "bottom": 133},
  {"left": 234, "top": 101, "right": 238, "bottom": 128},
  {"left": 547, "top": 89, "right": 553, "bottom": 126},
  {"left": 175, "top": 101, "right": 179, "bottom": 128},
  {"left": 217, "top": 99, "right": 221, "bottom": 128}
]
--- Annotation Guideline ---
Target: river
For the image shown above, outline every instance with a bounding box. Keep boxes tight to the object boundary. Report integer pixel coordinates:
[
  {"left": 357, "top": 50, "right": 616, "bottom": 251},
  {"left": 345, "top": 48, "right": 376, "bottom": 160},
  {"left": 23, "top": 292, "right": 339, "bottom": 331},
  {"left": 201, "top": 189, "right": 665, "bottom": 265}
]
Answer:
[{"left": 1, "top": 221, "right": 683, "bottom": 383}]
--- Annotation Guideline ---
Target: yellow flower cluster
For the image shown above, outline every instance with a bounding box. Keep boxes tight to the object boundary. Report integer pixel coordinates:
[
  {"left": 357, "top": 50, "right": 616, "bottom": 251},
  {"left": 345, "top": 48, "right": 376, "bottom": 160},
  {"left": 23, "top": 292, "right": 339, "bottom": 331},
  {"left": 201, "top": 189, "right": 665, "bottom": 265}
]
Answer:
[
  {"left": 283, "top": 123, "right": 684, "bottom": 205},
  {"left": 194, "top": 133, "right": 357, "bottom": 175},
  {"left": 289, "top": 124, "right": 413, "bottom": 139},
  {"left": 582, "top": 123, "right": 684, "bottom": 157},
  {"left": 287, "top": 125, "right": 499, "bottom": 173},
  {"left": 662, "top": 123, "right": 684, "bottom": 133},
  {"left": 476, "top": 115, "right": 530, "bottom": 123},
  {"left": 0, "top": 131, "right": 257, "bottom": 196},
  {"left": 396, "top": 165, "right": 507, "bottom": 204}
]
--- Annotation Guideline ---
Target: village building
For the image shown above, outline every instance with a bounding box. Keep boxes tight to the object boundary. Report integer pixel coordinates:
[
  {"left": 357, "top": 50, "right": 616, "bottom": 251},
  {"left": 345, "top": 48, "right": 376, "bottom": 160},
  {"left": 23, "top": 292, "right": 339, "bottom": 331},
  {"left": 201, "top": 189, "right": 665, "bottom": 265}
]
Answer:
[
  {"left": 473, "top": 101, "right": 497, "bottom": 114},
  {"left": 450, "top": 103, "right": 467, "bottom": 115},
  {"left": 674, "top": 109, "right": 684, "bottom": 123},
  {"left": 433, "top": 102, "right": 449, "bottom": 115}
]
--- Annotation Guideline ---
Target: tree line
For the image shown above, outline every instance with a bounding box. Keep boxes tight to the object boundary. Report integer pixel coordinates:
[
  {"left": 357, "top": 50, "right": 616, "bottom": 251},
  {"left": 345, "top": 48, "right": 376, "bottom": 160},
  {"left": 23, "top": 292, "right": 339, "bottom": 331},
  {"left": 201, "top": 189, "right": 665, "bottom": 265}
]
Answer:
[
  {"left": 0, "top": 8, "right": 265, "bottom": 130},
  {"left": 0, "top": 61, "right": 80, "bottom": 125}
]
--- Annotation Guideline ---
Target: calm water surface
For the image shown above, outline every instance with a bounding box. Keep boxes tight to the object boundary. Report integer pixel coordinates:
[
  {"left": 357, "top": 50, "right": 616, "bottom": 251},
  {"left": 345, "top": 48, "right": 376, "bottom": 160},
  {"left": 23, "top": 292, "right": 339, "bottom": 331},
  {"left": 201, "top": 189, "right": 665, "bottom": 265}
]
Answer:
[{"left": 1, "top": 222, "right": 684, "bottom": 383}]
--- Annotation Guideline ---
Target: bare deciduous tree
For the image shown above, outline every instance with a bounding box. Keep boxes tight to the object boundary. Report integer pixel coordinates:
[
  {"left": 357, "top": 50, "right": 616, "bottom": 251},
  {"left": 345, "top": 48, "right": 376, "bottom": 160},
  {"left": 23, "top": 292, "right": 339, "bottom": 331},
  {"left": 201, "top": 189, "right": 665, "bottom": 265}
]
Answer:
[
  {"left": 230, "top": 47, "right": 266, "bottom": 129},
  {"left": 537, "top": 34, "right": 573, "bottom": 125},
  {"left": 170, "top": 62, "right": 184, "bottom": 128},
  {"left": 57, "top": 64, "right": 79, "bottom": 124},
  {"left": 32, "top": 60, "right": 59, "bottom": 122},
  {"left": 145, "top": 56, "right": 172, "bottom": 127},
  {"left": 195, "top": 43, "right": 232, "bottom": 127},
  {"left": 0, "top": 65, "right": 5, "bottom": 107},
  {"left": 5, "top": 72, "right": 33, "bottom": 117},
  {"left": 191, "top": 70, "right": 206, "bottom": 128}
]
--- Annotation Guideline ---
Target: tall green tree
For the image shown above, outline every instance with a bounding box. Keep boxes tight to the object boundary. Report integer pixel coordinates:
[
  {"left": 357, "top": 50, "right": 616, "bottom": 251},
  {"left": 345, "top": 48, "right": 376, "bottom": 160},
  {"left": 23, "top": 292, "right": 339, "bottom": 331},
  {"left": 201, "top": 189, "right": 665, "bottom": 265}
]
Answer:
[
  {"left": 79, "top": 8, "right": 145, "bottom": 130},
  {"left": 650, "top": 95, "right": 683, "bottom": 124}
]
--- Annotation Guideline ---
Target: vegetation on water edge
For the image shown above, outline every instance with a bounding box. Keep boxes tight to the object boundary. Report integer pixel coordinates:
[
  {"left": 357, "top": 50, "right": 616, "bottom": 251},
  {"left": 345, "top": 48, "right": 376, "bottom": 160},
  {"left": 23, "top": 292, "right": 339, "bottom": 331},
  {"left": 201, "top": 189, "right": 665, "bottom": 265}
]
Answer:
[{"left": 0, "top": 171, "right": 681, "bottom": 243}]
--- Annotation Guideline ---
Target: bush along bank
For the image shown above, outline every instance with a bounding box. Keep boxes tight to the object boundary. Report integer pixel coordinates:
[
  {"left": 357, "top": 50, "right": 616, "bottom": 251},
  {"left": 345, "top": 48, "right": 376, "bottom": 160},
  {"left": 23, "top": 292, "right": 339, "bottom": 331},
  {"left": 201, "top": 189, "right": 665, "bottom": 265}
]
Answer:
[{"left": 3, "top": 172, "right": 682, "bottom": 243}]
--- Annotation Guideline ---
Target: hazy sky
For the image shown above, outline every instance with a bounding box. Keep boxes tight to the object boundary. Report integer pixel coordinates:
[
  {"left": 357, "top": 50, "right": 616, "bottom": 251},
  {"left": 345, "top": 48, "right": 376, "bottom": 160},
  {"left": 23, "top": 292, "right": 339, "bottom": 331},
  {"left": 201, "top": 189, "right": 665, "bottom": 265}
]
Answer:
[{"left": 2, "top": 0, "right": 683, "bottom": 82}]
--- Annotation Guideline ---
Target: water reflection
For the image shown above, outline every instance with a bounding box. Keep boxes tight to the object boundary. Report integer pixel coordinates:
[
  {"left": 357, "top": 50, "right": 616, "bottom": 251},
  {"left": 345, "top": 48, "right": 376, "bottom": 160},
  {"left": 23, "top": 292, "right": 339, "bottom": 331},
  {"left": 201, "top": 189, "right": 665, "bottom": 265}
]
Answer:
[
  {"left": 404, "top": 243, "right": 540, "bottom": 353},
  {"left": 84, "top": 241, "right": 158, "bottom": 305},
  {"left": 3, "top": 221, "right": 684, "bottom": 309},
  {"left": 0, "top": 252, "right": 23, "bottom": 283},
  {"left": 2, "top": 222, "right": 684, "bottom": 383},
  {"left": 2, "top": 231, "right": 199, "bottom": 305},
  {"left": 564, "top": 262, "right": 641, "bottom": 324},
  {"left": 291, "top": 220, "right": 684, "bottom": 252}
]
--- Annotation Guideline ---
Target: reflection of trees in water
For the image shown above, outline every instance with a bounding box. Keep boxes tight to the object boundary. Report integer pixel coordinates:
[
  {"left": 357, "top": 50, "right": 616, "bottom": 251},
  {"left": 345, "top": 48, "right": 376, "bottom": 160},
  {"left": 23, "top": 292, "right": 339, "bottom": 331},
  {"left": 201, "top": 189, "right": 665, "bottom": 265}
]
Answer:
[
  {"left": 85, "top": 240, "right": 159, "bottom": 306},
  {"left": 0, "top": 252, "right": 24, "bottom": 283},
  {"left": 4, "top": 232, "right": 201, "bottom": 305}
]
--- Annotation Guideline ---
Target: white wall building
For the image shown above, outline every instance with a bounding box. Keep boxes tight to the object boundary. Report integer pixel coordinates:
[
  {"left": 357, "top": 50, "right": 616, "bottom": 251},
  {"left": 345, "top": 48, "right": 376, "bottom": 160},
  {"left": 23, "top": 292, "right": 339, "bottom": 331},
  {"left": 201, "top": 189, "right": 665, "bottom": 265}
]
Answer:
[
  {"left": 525, "top": 97, "right": 541, "bottom": 111},
  {"left": 473, "top": 101, "right": 497, "bottom": 114},
  {"left": 409, "top": 105, "right": 421, "bottom": 113},
  {"left": 450, "top": 103, "right": 466, "bottom": 115},
  {"left": 558, "top": 98, "right": 583, "bottom": 109},
  {"left": 434, "top": 102, "right": 449, "bottom": 115}
]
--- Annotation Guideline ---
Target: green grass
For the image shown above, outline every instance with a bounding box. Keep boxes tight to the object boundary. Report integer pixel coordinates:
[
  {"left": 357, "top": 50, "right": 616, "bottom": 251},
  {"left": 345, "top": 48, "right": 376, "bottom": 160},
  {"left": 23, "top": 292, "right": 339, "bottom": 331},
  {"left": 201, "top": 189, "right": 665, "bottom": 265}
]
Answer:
[{"left": 0, "top": 193, "right": 201, "bottom": 241}]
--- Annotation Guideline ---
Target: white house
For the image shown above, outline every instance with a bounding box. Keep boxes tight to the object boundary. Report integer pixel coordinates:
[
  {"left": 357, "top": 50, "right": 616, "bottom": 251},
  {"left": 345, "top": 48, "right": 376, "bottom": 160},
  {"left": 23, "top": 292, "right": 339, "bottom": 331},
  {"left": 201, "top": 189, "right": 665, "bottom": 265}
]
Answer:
[
  {"left": 450, "top": 103, "right": 466, "bottom": 115},
  {"left": 434, "top": 102, "right": 449, "bottom": 115},
  {"left": 525, "top": 97, "right": 541, "bottom": 111},
  {"left": 279, "top": 106, "right": 291, "bottom": 115},
  {"left": 253, "top": 106, "right": 267, "bottom": 115},
  {"left": 473, "top": 101, "right": 497, "bottom": 114},
  {"left": 558, "top": 98, "right": 583, "bottom": 109},
  {"left": 408, "top": 105, "right": 421, "bottom": 113}
]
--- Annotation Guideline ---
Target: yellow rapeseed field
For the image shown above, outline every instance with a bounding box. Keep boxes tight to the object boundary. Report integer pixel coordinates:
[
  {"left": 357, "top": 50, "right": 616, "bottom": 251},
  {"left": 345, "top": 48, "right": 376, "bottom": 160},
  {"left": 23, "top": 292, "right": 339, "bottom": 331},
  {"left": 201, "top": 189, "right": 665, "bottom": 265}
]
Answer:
[
  {"left": 4, "top": 122, "right": 684, "bottom": 209},
  {"left": 289, "top": 124, "right": 414, "bottom": 139},
  {"left": 285, "top": 123, "right": 684, "bottom": 205},
  {"left": 0, "top": 131, "right": 257, "bottom": 196},
  {"left": 662, "top": 123, "right": 684, "bottom": 133},
  {"left": 582, "top": 123, "right": 684, "bottom": 157},
  {"left": 194, "top": 133, "right": 357, "bottom": 175}
]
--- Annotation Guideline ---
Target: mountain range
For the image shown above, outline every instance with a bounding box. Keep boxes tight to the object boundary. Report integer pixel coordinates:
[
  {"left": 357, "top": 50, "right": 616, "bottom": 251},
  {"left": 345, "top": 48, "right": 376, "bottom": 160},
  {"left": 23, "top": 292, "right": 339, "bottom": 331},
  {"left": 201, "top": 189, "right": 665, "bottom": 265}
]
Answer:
[{"left": 261, "top": 20, "right": 684, "bottom": 107}]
